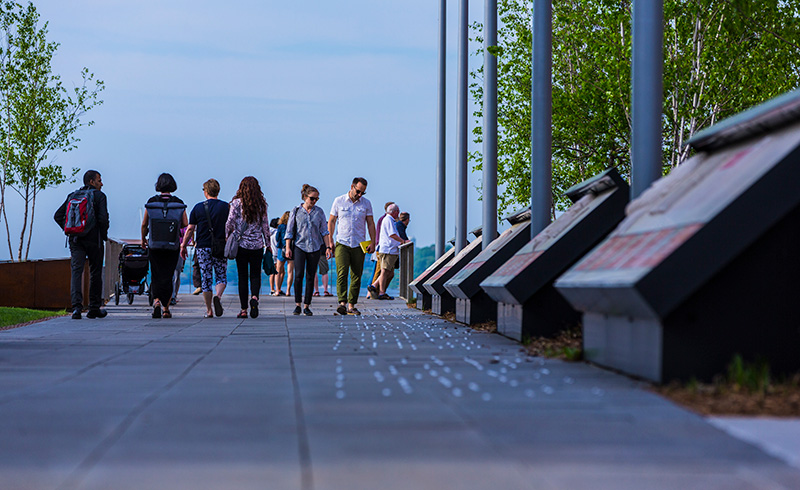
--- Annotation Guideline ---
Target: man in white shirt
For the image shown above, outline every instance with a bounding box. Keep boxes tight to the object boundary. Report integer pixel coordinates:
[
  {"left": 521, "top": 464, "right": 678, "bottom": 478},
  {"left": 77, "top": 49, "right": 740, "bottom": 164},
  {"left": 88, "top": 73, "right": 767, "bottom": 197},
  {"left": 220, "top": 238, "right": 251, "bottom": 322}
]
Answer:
[
  {"left": 328, "top": 177, "right": 376, "bottom": 315},
  {"left": 368, "top": 201, "right": 394, "bottom": 299},
  {"left": 374, "top": 203, "right": 407, "bottom": 299}
]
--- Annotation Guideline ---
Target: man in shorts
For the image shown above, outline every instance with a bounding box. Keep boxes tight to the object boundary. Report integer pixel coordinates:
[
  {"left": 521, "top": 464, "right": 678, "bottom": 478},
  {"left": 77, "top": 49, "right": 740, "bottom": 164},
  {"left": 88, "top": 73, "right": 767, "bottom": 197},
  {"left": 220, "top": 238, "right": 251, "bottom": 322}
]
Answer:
[
  {"left": 314, "top": 244, "right": 333, "bottom": 296},
  {"left": 375, "top": 203, "right": 408, "bottom": 299}
]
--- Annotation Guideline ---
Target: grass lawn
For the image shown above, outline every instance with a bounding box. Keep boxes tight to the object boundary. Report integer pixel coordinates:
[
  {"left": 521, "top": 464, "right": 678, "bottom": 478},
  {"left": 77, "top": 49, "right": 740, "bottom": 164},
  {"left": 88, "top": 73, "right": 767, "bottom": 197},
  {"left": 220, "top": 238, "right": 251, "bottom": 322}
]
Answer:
[{"left": 0, "top": 307, "right": 66, "bottom": 330}]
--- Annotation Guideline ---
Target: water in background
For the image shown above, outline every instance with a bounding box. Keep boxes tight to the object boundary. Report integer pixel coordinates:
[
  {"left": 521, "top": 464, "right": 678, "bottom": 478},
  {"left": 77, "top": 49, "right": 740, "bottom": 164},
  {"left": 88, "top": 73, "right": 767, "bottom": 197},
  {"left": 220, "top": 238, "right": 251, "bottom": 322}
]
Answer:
[{"left": 174, "top": 255, "right": 399, "bottom": 297}]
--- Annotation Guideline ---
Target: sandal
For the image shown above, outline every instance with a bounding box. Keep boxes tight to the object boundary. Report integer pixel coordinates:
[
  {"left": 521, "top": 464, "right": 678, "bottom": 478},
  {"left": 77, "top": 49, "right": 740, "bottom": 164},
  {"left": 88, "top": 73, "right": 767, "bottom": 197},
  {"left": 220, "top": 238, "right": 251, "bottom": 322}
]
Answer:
[
  {"left": 313, "top": 291, "right": 320, "bottom": 297},
  {"left": 162, "top": 310, "right": 172, "bottom": 319},
  {"left": 237, "top": 311, "right": 248, "bottom": 319},
  {"left": 348, "top": 307, "right": 361, "bottom": 315},
  {"left": 213, "top": 296, "right": 223, "bottom": 317},
  {"left": 323, "top": 291, "right": 333, "bottom": 297},
  {"left": 203, "top": 313, "right": 213, "bottom": 318},
  {"left": 249, "top": 297, "right": 259, "bottom": 318},
  {"left": 152, "top": 303, "right": 162, "bottom": 319}
]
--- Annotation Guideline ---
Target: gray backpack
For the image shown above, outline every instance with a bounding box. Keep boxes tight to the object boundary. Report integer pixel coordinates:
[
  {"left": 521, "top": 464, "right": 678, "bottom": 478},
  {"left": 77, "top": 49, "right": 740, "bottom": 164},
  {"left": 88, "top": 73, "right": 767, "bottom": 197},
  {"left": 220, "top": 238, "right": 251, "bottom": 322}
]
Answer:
[{"left": 145, "top": 199, "right": 186, "bottom": 250}]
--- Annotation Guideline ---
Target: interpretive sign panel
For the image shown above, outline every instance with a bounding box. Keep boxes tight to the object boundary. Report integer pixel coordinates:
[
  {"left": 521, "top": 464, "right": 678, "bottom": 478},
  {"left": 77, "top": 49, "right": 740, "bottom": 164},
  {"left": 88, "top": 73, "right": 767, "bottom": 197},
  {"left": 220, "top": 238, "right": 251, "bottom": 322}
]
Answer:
[
  {"left": 442, "top": 209, "right": 532, "bottom": 324},
  {"left": 482, "top": 169, "right": 629, "bottom": 305},
  {"left": 480, "top": 169, "right": 629, "bottom": 340},
  {"left": 555, "top": 89, "right": 800, "bottom": 382},
  {"left": 409, "top": 247, "right": 455, "bottom": 310},
  {"left": 422, "top": 238, "right": 484, "bottom": 315}
]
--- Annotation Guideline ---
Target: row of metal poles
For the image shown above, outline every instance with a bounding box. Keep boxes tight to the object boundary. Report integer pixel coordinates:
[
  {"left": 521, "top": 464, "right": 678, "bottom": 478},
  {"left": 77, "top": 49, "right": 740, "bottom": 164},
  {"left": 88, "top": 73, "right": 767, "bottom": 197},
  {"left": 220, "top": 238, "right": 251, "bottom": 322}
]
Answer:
[{"left": 435, "top": 0, "right": 664, "bottom": 256}]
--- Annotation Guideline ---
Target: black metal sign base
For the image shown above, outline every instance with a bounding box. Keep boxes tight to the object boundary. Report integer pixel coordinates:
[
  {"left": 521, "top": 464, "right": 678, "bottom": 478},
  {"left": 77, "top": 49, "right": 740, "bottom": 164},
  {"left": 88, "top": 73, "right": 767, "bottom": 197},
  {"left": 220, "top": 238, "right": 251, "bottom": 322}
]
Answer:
[
  {"left": 496, "top": 285, "right": 581, "bottom": 342},
  {"left": 585, "top": 202, "right": 800, "bottom": 383},
  {"left": 432, "top": 292, "right": 456, "bottom": 315},
  {"left": 455, "top": 291, "right": 497, "bottom": 325},
  {"left": 416, "top": 291, "right": 432, "bottom": 311}
]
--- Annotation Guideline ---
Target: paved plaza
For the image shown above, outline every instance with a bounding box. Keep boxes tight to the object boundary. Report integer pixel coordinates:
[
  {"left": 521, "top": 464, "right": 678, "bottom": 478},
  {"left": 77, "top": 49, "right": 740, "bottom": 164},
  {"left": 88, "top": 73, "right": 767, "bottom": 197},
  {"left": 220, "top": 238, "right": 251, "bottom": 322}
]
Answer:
[{"left": 1, "top": 294, "right": 799, "bottom": 489}]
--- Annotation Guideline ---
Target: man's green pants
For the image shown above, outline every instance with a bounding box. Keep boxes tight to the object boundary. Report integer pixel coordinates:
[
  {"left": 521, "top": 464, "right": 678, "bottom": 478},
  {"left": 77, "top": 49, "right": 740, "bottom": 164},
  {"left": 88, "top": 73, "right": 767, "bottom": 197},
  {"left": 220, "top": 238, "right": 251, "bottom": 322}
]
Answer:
[{"left": 335, "top": 244, "right": 365, "bottom": 305}]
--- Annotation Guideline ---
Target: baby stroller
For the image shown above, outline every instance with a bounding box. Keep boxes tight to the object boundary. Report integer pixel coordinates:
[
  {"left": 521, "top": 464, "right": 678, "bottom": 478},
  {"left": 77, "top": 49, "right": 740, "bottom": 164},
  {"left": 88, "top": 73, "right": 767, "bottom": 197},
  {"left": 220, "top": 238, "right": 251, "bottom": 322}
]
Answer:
[{"left": 114, "top": 243, "right": 151, "bottom": 305}]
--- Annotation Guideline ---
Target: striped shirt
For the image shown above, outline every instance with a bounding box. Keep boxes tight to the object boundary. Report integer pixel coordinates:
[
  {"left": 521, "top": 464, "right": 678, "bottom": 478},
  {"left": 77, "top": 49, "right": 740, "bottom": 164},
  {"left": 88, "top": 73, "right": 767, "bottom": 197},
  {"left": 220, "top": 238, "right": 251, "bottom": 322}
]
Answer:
[{"left": 285, "top": 204, "right": 329, "bottom": 253}]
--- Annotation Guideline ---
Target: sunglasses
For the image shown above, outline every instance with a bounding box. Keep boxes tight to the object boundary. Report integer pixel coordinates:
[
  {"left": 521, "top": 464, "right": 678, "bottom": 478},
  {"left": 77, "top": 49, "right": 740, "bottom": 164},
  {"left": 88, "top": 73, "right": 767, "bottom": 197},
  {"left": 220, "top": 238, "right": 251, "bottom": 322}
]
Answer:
[
  {"left": 352, "top": 188, "right": 366, "bottom": 196},
  {"left": 309, "top": 196, "right": 319, "bottom": 202}
]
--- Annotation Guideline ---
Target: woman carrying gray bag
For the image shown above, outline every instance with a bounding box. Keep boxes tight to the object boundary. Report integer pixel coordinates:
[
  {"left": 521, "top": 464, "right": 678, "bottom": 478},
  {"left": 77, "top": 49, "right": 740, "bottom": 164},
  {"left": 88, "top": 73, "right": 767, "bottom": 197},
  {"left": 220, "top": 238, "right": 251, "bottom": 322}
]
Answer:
[{"left": 225, "top": 176, "right": 271, "bottom": 319}]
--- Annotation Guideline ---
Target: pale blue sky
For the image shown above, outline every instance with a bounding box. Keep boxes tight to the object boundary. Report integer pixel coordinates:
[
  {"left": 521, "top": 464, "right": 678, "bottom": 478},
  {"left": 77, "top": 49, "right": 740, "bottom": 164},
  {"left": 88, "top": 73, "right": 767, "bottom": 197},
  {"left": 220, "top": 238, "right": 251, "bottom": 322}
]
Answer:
[{"left": 2, "top": 0, "right": 499, "bottom": 261}]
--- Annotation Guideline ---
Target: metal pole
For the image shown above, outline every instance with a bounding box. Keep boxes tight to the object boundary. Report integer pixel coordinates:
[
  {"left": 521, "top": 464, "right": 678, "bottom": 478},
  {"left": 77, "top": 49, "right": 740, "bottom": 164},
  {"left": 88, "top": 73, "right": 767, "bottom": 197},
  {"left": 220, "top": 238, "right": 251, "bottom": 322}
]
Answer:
[
  {"left": 455, "top": 0, "right": 468, "bottom": 253},
  {"left": 435, "top": 0, "right": 447, "bottom": 259},
  {"left": 531, "top": 0, "right": 552, "bottom": 238},
  {"left": 482, "top": 0, "right": 498, "bottom": 249},
  {"left": 631, "top": 0, "right": 663, "bottom": 199}
]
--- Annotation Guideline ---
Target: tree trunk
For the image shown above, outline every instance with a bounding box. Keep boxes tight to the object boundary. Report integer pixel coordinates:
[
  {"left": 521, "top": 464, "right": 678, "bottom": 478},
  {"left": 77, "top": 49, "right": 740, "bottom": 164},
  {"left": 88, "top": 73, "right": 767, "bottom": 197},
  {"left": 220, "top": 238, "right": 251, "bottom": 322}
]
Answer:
[
  {"left": 2, "top": 199, "right": 11, "bottom": 259},
  {"left": 17, "top": 182, "right": 29, "bottom": 262},
  {"left": 24, "top": 182, "right": 36, "bottom": 261}
]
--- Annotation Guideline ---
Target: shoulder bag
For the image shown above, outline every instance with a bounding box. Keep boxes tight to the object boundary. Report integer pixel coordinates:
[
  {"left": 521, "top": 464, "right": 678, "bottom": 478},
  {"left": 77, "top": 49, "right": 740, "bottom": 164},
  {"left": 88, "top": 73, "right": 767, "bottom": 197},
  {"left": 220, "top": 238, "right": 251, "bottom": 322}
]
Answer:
[
  {"left": 262, "top": 247, "right": 277, "bottom": 275},
  {"left": 225, "top": 220, "right": 246, "bottom": 259},
  {"left": 203, "top": 201, "right": 227, "bottom": 259}
]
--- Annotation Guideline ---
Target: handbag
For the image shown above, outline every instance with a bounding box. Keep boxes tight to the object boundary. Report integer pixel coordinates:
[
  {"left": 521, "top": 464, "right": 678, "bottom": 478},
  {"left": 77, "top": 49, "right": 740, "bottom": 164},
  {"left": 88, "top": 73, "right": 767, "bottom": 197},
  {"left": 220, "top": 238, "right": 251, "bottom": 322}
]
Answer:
[
  {"left": 262, "top": 248, "right": 277, "bottom": 275},
  {"left": 225, "top": 220, "right": 246, "bottom": 259},
  {"left": 203, "top": 201, "right": 227, "bottom": 258}
]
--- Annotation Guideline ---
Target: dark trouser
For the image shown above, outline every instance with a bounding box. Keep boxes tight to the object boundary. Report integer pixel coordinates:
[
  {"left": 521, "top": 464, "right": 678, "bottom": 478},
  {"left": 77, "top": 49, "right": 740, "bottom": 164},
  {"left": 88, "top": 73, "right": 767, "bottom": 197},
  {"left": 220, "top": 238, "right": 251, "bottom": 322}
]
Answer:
[
  {"left": 149, "top": 249, "right": 180, "bottom": 306},
  {"left": 334, "top": 244, "right": 365, "bottom": 305},
  {"left": 172, "top": 256, "right": 185, "bottom": 300},
  {"left": 370, "top": 259, "right": 380, "bottom": 286},
  {"left": 235, "top": 247, "right": 263, "bottom": 310},
  {"left": 69, "top": 238, "right": 104, "bottom": 310},
  {"left": 192, "top": 251, "right": 201, "bottom": 288},
  {"left": 293, "top": 246, "right": 320, "bottom": 306}
]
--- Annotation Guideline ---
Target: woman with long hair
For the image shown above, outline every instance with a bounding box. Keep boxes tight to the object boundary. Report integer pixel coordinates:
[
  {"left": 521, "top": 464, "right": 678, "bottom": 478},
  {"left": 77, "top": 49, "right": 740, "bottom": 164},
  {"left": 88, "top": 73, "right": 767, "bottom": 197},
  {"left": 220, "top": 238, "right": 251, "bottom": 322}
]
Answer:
[
  {"left": 225, "top": 176, "right": 271, "bottom": 318},
  {"left": 274, "top": 211, "right": 293, "bottom": 295},
  {"left": 285, "top": 184, "right": 333, "bottom": 316}
]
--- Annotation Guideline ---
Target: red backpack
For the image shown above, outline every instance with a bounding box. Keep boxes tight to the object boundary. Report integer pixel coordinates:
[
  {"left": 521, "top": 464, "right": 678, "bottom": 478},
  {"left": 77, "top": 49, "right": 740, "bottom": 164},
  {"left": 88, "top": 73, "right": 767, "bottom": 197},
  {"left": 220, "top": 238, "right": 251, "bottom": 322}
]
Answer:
[{"left": 63, "top": 189, "right": 96, "bottom": 236}]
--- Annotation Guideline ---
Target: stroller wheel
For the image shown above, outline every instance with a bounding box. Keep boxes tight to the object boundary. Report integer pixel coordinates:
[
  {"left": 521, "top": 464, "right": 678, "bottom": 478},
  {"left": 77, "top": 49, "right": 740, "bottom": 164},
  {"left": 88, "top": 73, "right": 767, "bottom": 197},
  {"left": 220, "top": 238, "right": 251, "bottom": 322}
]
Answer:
[
  {"left": 127, "top": 293, "right": 134, "bottom": 305},
  {"left": 115, "top": 284, "right": 120, "bottom": 305}
]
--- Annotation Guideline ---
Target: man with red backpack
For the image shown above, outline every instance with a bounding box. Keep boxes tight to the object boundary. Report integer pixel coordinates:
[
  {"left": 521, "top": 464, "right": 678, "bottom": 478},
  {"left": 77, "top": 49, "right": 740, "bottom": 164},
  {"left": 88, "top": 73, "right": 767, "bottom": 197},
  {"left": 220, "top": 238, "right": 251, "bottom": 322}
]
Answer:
[{"left": 54, "top": 170, "right": 110, "bottom": 319}]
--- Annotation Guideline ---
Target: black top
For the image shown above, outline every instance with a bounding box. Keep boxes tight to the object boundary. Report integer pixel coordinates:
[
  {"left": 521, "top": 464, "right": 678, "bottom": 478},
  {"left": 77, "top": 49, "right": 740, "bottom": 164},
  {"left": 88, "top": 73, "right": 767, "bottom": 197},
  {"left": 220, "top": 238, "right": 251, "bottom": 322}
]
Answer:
[
  {"left": 396, "top": 221, "right": 409, "bottom": 241},
  {"left": 53, "top": 185, "right": 110, "bottom": 243},
  {"left": 189, "top": 199, "right": 229, "bottom": 247},
  {"left": 147, "top": 194, "right": 184, "bottom": 205}
]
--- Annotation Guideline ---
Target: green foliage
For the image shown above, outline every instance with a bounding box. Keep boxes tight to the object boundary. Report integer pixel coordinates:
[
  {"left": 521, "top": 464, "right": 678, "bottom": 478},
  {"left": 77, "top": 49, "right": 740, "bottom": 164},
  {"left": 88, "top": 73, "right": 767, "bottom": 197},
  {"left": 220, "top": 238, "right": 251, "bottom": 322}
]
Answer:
[
  {"left": 542, "top": 345, "right": 583, "bottom": 361},
  {"left": 0, "top": 306, "right": 64, "bottom": 328},
  {"left": 726, "top": 354, "right": 771, "bottom": 393},
  {"left": 0, "top": 2, "right": 104, "bottom": 261},
  {"left": 413, "top": 243, "right": 449, "bottom": 279},
  {"left": 470, "top": 0, "right": 800, "bottom": 215}
]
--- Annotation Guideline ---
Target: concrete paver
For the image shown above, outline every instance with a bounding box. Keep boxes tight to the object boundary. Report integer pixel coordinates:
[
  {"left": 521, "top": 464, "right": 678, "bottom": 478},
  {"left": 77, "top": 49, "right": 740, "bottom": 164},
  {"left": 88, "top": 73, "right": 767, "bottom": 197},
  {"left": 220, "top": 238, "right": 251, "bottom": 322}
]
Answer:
[{"left": 0, "top": 294, "right": 798, "bottom": 489}]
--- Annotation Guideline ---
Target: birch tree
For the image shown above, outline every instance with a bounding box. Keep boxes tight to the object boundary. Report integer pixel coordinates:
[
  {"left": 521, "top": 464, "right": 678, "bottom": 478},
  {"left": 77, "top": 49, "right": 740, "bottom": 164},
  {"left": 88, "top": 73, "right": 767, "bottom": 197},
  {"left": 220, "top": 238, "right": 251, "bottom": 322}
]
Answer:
[
  {"left": 471, "top": 0, "right": 800, "bottom": 214},
  {"left": 0, "top": 2, "right": 103, "bottom": 261}
]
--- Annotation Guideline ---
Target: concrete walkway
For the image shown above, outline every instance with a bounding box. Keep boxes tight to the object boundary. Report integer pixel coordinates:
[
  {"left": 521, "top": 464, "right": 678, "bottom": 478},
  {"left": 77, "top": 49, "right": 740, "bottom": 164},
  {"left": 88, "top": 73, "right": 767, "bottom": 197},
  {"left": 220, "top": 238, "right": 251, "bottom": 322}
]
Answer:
[{"left": 1, "top": 294, "right": 799, "bottom": 490}]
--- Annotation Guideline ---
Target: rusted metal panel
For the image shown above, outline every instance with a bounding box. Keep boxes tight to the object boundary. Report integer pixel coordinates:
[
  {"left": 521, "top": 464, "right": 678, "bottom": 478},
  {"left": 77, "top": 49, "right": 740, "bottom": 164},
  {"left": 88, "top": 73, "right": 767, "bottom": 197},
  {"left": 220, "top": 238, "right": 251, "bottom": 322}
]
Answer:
[{"left": 0, "top": 259, "right": 88, "bottom": 310}]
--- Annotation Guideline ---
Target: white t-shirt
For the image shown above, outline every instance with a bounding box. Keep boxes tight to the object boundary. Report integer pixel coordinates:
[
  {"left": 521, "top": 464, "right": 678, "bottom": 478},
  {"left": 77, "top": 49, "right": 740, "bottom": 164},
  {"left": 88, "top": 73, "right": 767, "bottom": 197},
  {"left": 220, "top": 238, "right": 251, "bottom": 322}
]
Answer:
[
  {"left": 269, "top": 226, "right": 278, "bottom": 256},
  {"left": 330, "top": 193, "right": 373, "bottom": 248},
  {"left": 378, "top": 214, "right": 401, "bottom": 255}
]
